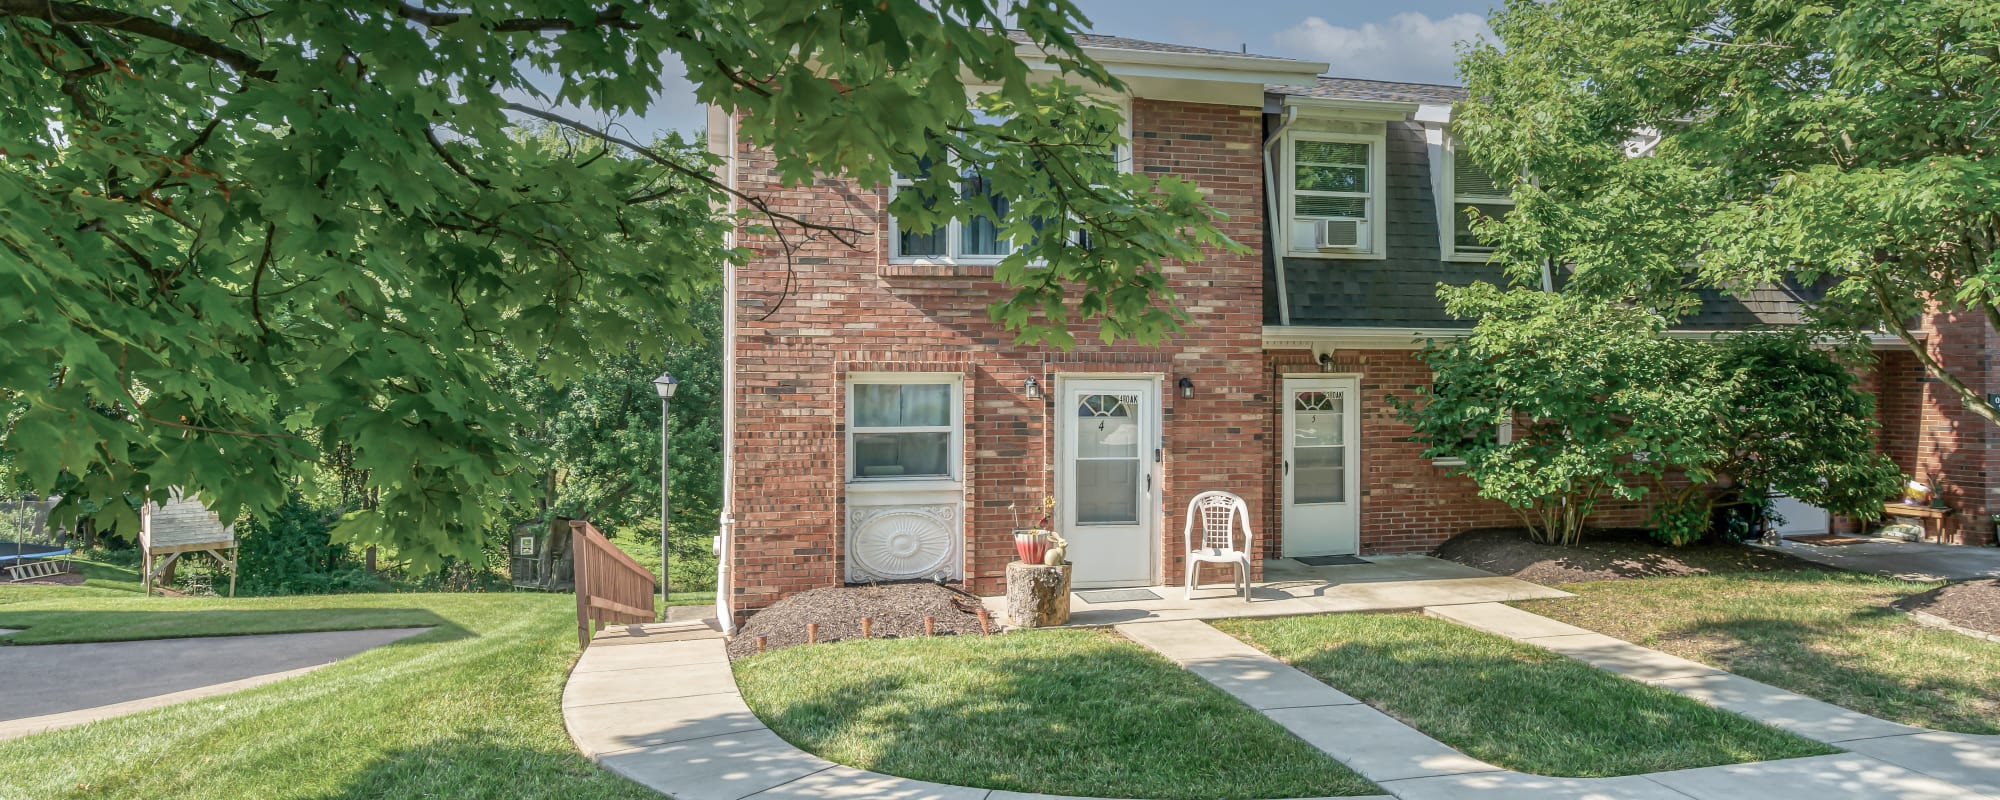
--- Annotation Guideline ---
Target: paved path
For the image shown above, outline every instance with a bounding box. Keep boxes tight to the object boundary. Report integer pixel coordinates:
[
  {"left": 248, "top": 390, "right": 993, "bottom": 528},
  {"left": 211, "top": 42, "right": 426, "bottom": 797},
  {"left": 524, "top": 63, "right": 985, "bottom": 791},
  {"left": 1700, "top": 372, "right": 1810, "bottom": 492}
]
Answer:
[
  {"left": 565, "top": 608, "right": 2000, "bottom": 800},
  {"left": 1762, "top": 536, "right": 2000, "bottom": 581},
  {"left": 563, "top": 620, "right": 1390, "bottom": 800},
  {"left": 0, "top": 627, "right": 431, "bottom": 740},
  {"left": 1123, "top": 616, "right": 1995, "bottom": 799}
]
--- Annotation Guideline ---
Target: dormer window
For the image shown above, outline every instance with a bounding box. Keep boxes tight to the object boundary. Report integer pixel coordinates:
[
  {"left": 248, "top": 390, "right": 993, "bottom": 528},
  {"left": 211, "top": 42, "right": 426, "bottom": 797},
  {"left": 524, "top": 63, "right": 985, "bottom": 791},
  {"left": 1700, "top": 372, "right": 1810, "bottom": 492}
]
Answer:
[
  {"left": 1444, "top": 137, "right": 1515, "bottom": 261},
  {"left": 1285, "top": 130, "right": 1387, "bottom": 259}
]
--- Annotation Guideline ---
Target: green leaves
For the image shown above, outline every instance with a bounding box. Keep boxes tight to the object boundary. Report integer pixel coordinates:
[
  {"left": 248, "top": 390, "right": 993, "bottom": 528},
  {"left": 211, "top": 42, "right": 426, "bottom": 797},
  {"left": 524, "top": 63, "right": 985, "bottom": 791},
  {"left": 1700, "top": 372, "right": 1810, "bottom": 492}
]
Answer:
[
  {"left": 1400, "top": 284, "right": 1898, "bottom": 546},
  {"left": 1457, "top": 0, "right": 2000, "bottom": 427}
]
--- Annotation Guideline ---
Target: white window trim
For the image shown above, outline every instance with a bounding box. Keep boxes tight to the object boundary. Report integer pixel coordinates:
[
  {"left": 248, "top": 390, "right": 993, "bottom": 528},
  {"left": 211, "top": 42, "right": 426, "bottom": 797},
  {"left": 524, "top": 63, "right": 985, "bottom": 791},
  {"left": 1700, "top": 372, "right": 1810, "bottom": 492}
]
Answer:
[
  {"left": 1284, "top": 128, "right": 1388, "bottom": 261},
  {"left": 845, "top": 372, "right": 964, "bottom": 486},
  {"left": 1440, "top": 133, "right": 1516, "bottom": 263},
  {"left": 888, "top": 95, "right": 1134, "bottom": 266},
  {"left": 1432, "top": 415, "right": 1514, "bottom": 467}
]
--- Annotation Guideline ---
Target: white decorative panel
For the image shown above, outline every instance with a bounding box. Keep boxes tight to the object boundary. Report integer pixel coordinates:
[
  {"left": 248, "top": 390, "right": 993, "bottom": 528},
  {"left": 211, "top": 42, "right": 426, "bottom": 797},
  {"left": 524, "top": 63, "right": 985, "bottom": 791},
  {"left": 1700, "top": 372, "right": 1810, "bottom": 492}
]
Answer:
[{"left": 846, "top": 503, "right": 961, "bottom": 583}]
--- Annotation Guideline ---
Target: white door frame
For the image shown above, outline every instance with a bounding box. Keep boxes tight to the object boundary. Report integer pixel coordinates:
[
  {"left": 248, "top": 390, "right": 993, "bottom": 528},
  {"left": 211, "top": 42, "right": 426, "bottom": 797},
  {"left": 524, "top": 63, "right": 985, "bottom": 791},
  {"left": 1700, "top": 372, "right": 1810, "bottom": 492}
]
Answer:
[
  {"left": 1054, "top": 375, "right": 1160, "bottom": 588},
  {"left": 1281, "top": 375, "right": 1362, "bottom": 557}
]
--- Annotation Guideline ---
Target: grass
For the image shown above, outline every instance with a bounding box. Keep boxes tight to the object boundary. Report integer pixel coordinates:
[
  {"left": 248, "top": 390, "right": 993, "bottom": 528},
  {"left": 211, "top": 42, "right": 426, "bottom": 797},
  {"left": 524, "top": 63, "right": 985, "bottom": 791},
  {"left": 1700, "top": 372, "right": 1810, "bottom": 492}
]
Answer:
[
  {"left": 1516, "top": 568, "right": 2000, "bottom": 734},
  {"left": 733, "top": 628, "right": 1380, "bottom": 799},
  {"left": 1215, "top": 613, "right": 1835, "bottom": 777},
  {"left": 0, "top": 589, "right": 651, "bottom": 800}
]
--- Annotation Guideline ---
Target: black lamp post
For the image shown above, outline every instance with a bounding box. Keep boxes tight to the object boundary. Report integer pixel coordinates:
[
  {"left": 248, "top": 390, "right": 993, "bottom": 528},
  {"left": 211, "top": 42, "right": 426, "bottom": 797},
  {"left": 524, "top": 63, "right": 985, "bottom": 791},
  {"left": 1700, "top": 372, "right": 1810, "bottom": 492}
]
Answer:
[{"left": 653, "top": 372, "right": 679, "bottom": 611}]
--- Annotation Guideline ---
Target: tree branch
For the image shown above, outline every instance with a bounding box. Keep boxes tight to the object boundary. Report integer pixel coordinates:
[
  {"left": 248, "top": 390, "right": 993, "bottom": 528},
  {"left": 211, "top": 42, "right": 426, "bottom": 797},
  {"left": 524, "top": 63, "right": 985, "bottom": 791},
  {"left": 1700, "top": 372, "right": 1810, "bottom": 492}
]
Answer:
[
  {"left": 391, "top": 2, "right": 639, "bottom": 32},
  {"left": 0, "top": 0, "right": 270, "bottom": 77},
  {"left": 1869, "top": 274, "right": 2000, "bottom": 427},
  {"left": 501, "top": 102, "right": 865, "bottom": 246}
]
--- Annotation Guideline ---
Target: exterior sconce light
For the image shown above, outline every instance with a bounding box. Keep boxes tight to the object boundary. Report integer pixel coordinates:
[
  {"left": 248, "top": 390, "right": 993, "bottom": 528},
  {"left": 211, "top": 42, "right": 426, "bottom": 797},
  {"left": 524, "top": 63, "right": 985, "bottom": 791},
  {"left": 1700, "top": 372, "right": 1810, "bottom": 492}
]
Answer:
[
  {"left": 1318, "top": 352, "right": 1336, "bottom": 373},
  {"left": 1024, "top": 377, "right": 1042, "bottom": 400},
  {"left": 1177, "top": 377, "right": 1195, "bottom": 399}
]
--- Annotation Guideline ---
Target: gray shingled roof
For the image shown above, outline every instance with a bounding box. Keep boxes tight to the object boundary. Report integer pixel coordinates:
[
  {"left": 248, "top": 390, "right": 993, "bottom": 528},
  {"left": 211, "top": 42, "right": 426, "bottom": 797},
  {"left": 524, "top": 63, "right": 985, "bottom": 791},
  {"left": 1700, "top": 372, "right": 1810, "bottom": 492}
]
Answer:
[
  {"left": 1269, "top": 77, "right": 1468, "bottom": 104},
  {"left": 1004, "top": 30, "right": 1307, "bottom": 61}
]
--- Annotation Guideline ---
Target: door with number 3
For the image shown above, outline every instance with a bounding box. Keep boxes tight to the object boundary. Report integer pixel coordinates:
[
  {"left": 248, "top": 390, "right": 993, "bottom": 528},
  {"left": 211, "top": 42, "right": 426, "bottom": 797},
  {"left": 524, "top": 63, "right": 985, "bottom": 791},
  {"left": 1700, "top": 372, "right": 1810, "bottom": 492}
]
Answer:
[{"left": 1281, "top": 377, "right": 1360, "bottom": 556}]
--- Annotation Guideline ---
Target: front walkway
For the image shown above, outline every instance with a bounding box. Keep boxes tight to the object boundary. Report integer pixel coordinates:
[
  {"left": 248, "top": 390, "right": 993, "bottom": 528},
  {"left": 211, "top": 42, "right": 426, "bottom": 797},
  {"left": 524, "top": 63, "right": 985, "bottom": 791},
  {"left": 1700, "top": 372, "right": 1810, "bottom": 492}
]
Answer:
[
  {"left": 979, "top": 555, "right": 1570, "bottom": 627},
  {"left": 564, "top": 590, "right": 2000, "bottom": 800},
  {"left": 1761, "top": 535, "right": 2000, "bottom": 581}
]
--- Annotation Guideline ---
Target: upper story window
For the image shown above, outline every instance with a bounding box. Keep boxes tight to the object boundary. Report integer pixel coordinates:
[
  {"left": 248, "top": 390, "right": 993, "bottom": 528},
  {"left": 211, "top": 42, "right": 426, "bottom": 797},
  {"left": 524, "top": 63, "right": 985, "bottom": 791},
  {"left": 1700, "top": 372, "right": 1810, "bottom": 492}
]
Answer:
[
  {"left": 848, "top": 374, "right": 961, "bottom": 482},
  {"left": 889, "top": 100, "right": 1131, "bottom": 264},
  {"left": 1286, "top": 129, "right": 1387, "bottom": 259},
  {"left": 1444, "top": 137, "right": 1515, "bottom": 261}
]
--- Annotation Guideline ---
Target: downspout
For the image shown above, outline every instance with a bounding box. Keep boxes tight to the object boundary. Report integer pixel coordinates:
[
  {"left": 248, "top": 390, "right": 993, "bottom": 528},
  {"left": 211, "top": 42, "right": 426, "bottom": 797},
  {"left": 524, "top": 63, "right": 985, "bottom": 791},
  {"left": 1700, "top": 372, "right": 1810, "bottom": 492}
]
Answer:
[
  {"left": 1264, "top": 105, "right": 1301, "bottom": 327},
  {"left": 711, "top": 107, "right": 739, "bottom": 634}
]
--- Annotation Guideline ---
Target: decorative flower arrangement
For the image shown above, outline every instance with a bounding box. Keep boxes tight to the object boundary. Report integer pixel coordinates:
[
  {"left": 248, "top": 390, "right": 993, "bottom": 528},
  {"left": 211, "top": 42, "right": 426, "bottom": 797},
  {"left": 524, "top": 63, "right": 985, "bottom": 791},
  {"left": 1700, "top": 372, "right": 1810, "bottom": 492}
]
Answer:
[{"left": 1010, "top": 495, "right": 1057, "bottom": 564}]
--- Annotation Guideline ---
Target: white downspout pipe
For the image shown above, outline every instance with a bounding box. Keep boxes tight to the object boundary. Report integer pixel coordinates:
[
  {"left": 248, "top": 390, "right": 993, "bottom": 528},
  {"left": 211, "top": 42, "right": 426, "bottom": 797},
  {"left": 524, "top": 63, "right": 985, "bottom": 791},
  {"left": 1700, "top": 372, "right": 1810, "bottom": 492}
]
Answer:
[
  {"left": 1264, "top": 106, "right": 1301, "bottom": 327},
  {"left": 710, "top": 107, "right": 739, "bottom": 634}
]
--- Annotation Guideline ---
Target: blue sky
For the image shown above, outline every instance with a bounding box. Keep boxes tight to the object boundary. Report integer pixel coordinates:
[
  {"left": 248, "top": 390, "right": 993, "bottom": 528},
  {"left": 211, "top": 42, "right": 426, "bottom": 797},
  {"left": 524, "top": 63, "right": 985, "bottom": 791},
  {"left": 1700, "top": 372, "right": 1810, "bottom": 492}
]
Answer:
[{"left": 556, "top": 2, "right": 1497, "bottom": 138}]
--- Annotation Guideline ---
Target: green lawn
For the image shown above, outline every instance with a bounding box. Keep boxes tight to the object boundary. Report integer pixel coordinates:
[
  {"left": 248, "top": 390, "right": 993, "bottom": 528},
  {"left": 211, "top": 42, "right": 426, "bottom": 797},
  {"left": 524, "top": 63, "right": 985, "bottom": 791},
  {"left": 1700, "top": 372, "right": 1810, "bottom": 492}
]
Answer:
[
  {"left": 733, "top": 629, "right": 1380, "bottom": 799},
  {"left": 1516, "top": 569, "right": 2000, "bottom": 734},
  {"left": 0, "top": 589, "right": 650, "bottom": 800},
  {"left": 1215, "top": 613, "right": 1834, "bottom": 777}
]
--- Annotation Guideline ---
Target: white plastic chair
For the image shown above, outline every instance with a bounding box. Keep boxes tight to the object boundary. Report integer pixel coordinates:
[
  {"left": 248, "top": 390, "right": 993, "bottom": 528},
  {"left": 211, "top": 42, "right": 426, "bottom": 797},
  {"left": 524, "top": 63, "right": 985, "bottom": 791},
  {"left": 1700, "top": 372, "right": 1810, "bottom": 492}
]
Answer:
[{"left": 1183, "top": 491, "right": 1254, "bottom": 602}]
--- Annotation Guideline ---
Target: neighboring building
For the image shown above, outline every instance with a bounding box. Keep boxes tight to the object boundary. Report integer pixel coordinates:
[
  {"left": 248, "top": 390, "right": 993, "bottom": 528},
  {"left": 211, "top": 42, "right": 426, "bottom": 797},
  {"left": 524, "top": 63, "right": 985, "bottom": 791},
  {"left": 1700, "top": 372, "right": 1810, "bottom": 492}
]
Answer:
[{"left": 705, "top": 34, "right": 1997, "bottom": 621}]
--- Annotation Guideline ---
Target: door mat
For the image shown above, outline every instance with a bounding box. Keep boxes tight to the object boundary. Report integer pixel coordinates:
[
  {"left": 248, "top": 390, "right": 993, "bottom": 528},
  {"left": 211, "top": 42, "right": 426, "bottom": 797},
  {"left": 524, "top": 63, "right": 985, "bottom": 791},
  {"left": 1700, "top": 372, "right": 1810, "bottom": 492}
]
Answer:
[
  {"left": 1788, "top": 534, "right": 1876, "bottom": 546},
  {"left": 1293, "top": 555, "right": 1371, "bottom": 567},
  {"left": 1075, "top": 588, "right": 1163, "bottom": 604}
]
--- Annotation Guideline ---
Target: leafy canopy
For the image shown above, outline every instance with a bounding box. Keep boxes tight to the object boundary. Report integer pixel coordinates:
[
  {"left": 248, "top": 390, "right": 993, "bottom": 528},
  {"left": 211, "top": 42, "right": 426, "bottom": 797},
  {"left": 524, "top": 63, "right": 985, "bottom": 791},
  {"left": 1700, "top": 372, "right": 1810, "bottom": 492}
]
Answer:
[
  {"left": 0, "top": 2, "right": 1235, "bottom": 567},
  {"left": 1454, "top": 0, "right": 2000, "bottom": 427},
  {"left": 1400, "top": 284, "right": 1899, "bottom": 546}
]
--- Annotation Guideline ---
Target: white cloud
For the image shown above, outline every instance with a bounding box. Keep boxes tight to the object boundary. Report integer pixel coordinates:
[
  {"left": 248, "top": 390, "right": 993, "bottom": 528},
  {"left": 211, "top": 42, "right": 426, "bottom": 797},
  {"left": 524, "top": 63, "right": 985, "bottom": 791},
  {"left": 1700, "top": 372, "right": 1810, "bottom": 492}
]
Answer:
[{"left": 1273, "top": 12, "right": 1492, "bottom": 85}]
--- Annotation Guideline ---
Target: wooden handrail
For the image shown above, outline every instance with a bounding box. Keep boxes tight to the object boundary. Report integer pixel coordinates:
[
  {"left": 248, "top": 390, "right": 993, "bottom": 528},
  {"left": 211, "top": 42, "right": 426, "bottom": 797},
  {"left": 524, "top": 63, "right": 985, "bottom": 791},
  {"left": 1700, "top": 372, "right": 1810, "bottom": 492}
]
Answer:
[{"left": 570, "top": 519, "right": 658, "bottom": 648}]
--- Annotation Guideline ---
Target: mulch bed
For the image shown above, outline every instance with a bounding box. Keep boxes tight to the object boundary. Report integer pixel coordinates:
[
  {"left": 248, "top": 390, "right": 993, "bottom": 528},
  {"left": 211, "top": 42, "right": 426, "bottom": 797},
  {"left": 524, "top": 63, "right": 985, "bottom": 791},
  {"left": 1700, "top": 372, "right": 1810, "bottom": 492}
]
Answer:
[
  {"left": 727, "top": 582, "right": 986, "bottom": 659},
  {"left": 1787, "top": 534, "right": 1876, "bottom": 546},
  {"left": 1893, "top": 579, "right": 2000, "bottom": 637},
  {"left": 1433, "top": 527, "right": 1832, "bottom": 585}
]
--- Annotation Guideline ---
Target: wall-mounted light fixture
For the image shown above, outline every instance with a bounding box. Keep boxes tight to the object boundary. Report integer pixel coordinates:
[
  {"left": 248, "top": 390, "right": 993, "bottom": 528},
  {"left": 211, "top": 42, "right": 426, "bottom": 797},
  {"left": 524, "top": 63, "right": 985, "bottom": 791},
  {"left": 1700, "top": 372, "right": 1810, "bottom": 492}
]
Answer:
[
  {"left": 1024, "top": 377, "right": 1042, "bottom": 400},
  {"left": 1177, "top": 376, "right": 1195, "bottom": 399},
  {"left": 1317, "top": 352, "right": 1336, "bottom": 373}
]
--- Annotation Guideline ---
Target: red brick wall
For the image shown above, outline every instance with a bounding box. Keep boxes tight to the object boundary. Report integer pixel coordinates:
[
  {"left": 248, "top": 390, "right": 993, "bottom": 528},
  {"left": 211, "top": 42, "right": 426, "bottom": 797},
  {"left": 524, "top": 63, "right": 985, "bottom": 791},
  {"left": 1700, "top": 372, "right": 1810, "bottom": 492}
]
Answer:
[
  {"left": 1863, "top": 312, "right": 1999, "bottom": 545},
  {"left": 726, "top": 99, "right": 1271, "bottom": 614}
]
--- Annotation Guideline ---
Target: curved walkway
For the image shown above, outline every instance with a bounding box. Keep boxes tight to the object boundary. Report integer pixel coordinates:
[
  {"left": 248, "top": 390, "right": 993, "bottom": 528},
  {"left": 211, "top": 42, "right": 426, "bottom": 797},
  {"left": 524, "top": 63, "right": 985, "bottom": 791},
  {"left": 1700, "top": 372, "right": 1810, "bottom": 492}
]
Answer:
[{"left": 566, "top": 612, "right": 1999, "bottom": 800}]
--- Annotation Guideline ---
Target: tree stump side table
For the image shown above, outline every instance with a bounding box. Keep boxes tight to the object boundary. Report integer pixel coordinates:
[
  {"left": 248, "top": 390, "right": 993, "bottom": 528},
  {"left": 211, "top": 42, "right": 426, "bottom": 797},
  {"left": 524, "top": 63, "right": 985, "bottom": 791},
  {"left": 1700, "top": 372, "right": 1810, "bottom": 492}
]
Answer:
[{"left": 1004, "top": 561, "right": 1072, "bottom": 628}]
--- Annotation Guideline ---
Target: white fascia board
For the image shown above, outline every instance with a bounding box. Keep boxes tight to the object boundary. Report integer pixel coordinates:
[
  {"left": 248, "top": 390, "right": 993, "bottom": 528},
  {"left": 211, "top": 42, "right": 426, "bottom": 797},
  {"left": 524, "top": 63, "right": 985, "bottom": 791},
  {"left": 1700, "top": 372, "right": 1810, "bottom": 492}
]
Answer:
[
  {"left": 1281, "top": 94, "right": 1421, "bottom": 121},
  {"left": 1019, "top": 43, "right": 1326, "bottom": 87},
  {"left": 1264, "top": 326, "right": 1468, "bottom": 350},
  {"left": 1414, "top": 103, "right": 1453, "bottom": 124}
]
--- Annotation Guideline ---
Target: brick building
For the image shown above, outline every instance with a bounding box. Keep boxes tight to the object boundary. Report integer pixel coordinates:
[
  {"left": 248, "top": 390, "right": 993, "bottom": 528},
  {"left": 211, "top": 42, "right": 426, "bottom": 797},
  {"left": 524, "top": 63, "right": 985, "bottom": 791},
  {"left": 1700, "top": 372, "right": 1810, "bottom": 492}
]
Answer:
[{"left": 705, "top": 34, "right": 1997, "bottom": 624}]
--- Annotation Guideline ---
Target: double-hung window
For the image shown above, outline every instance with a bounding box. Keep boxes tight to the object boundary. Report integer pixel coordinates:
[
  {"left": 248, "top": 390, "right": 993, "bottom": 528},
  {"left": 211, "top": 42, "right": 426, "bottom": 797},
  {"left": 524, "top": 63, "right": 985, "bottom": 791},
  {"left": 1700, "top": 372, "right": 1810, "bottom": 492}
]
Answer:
[
  {"left": 848, "top": 375, "right": 961, "bottom": 482},
  {"left": 889, "top": 100, "right": 1131, "bottom": 264},
  {"left": 1288, "top": 131, "right": 1385, "bottom": 257},
  {"left": 1445, "top": 139, "right": 1515, "bottom": 260}
]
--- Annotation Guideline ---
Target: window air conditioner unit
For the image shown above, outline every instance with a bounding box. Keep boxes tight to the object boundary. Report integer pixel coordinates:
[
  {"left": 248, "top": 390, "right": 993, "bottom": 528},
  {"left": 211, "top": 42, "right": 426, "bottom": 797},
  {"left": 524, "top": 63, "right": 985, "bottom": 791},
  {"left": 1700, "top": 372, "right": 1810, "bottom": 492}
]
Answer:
[{"left": 1313, "top": 218, "right": 1369, "bottom": 251}]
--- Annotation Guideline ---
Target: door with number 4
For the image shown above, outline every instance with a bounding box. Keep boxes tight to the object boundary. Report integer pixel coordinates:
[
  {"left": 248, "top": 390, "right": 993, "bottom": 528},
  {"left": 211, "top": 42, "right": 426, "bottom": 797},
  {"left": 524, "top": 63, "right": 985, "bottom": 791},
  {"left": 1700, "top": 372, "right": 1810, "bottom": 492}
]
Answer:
[
  {"left": 1059, "top": 378, "right": 1158, "bottom": 588},
  {"left": 1282, "top": 377, "right": 1360, "bottom": 557}
]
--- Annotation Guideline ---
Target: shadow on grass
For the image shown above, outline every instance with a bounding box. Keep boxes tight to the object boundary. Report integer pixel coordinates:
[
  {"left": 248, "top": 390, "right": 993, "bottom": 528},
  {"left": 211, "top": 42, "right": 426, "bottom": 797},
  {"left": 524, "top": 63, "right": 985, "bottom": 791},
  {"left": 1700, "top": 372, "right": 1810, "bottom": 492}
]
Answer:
[
  {"left": 737, "top": 632, "right": 1375, "bottom": 800},
  {"left": 0, "top": 608, "right": 466, "bottom": 646},
  {"left": 1674, "top": 607, "right": 2000, "bottom": 735},
  {"left": 309, "top": 730, "right": 650, "bottom": 800}
]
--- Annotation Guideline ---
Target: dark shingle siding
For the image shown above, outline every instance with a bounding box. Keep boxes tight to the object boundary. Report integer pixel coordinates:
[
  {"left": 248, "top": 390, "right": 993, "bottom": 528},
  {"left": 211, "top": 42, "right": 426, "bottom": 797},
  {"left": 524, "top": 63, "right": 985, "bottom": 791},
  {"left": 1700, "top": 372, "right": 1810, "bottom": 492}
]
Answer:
[{"left": 1272, "top": 120, "right": 1513, "bottom": 327}]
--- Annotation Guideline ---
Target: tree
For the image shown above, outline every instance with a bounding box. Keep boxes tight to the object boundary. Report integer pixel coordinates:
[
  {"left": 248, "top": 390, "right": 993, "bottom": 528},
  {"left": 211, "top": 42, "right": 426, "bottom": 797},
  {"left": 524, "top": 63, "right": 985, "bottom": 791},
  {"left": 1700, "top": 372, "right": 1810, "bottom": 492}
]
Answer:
[
  {"left": 1400, "top": 284, "right": 1898, "bottom": 546},
  {"left": 0, "top": 2, "right": 1234, "bottom": 568},
  {"left": 1453, "top": 0, "right": 2000, "bottom": 430}
]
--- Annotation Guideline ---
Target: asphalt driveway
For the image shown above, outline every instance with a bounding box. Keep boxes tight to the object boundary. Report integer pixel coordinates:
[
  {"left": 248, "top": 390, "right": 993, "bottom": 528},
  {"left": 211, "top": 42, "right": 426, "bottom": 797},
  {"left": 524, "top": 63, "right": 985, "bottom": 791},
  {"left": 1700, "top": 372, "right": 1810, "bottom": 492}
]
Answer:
[
  {"left": 0, "top": 627, "right": 430, "bottom": 722},
  {"left": 1766, "top": 536, "right": 2000, "bottom": 582}
]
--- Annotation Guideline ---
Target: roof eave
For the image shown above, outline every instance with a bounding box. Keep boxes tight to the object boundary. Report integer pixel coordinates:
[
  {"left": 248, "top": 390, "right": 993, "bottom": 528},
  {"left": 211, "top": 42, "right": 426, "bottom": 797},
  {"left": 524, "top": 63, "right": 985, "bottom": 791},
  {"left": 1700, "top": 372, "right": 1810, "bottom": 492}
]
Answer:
[
  {"left": 1279, "top": 94, "right": 1423, "bottom": 120},
  {"left": 1021, "top": 43, "right": 1327, "bottom": 86}
]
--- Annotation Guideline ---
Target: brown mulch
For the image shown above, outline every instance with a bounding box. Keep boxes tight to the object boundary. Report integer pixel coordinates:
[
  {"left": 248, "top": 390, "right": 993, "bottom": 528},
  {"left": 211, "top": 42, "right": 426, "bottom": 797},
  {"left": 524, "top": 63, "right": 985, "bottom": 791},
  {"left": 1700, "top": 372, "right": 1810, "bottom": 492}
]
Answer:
[
  {"left": 727, "top": 582, "right": 986, "bottom": 659},
  {"left": 1894, "top": 579, "right": 2000, "bottom": 637},
  {"left": 1432, "top": 526, "right": 1833, "bottom": 585}
]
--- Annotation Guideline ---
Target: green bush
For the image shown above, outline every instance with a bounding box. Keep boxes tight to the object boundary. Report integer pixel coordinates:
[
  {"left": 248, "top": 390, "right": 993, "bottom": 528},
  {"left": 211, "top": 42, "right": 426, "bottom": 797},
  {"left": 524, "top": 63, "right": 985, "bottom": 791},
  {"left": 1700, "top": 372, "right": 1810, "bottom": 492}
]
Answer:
[{"left": 236, "top": 494, "right": 384, "bottom": 595}]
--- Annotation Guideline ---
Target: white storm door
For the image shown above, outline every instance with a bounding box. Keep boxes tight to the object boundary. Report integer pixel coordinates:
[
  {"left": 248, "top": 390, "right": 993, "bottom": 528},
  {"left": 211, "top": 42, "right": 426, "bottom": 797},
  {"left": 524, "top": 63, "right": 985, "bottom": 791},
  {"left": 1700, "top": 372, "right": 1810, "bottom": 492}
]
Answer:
[
  {"left": 1059, "top": 379, "right": 1157, "bottom": 588},
  {"left": 1282, "top": 377, "right": 1360, "bottom": 556}
]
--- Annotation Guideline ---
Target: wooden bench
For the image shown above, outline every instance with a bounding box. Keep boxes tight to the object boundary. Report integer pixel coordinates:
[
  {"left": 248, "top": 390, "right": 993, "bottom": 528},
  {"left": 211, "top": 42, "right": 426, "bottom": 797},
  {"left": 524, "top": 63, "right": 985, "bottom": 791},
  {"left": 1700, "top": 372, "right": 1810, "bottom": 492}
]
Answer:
[{"left": 1879, "top": 503, "right": 1952, "bottom": 543}]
